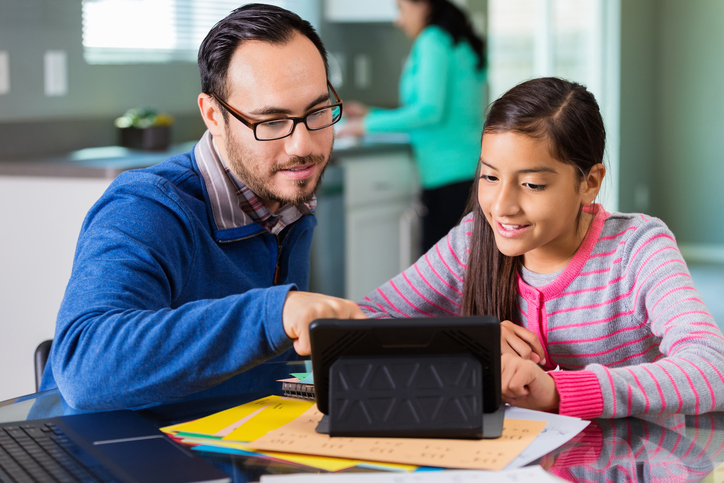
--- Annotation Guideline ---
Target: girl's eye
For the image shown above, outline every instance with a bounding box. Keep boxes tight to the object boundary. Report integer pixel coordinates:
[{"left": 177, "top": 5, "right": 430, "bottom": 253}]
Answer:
[
  {"left": 524, "top": 183, "right": 546, "bottom": 191},
  {"left": 480, "top": 174, "right": 498, "bottom": 182}
]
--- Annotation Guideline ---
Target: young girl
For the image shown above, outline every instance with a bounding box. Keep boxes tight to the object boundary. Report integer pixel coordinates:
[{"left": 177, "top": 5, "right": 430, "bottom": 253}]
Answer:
[{"left": 358, "top": 77, "right": 724, "bottom": 419}]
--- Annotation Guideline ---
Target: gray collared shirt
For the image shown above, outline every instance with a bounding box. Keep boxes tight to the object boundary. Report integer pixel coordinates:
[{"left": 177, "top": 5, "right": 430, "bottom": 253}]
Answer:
[{"left": 194, "top": 130, "right": 315, "bottom": 235}]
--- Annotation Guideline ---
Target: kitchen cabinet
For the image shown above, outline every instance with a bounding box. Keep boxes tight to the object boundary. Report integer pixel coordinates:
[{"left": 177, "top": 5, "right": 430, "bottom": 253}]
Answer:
[
  {"left": 325, "top": 0, "right": 397, "bottom": 22},
  {"left": 0, "top": 175, "right": 112, "bottom": 401},
  {"left": 339, "top": 149, "right": 419, "bottom": 301}
]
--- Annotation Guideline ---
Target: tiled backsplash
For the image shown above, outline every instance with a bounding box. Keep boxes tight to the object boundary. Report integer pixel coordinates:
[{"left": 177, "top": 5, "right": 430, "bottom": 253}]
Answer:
[{"left": 0, "top": 114, "right": 206, "bottom": 160}]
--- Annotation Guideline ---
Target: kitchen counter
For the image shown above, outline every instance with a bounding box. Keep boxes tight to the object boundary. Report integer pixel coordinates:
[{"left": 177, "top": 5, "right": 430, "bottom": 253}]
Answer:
[{"left": 0, "top": 134, "right": 411, "bottom": 179}]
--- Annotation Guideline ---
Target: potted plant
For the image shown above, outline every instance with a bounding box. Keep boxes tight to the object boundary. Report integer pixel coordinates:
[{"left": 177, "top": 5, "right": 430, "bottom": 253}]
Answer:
[{"left": 115, "top": 107, "right": 174, "bottom": 151}]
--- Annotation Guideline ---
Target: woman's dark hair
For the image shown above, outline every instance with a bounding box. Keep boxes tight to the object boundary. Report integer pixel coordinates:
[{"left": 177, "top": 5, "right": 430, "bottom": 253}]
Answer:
[
  {"left": 198, "top": 3, "right": 328, "bottom": 101},
  {"left": 413, "top": 0, "right": 486, "bottom": 70},
  {"left": 461, "top": 77, "right": 606, "bottom": 320}
]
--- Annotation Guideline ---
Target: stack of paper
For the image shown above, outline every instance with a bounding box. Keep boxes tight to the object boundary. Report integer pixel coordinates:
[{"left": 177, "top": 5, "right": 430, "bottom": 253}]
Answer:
[
  {"left": 162, "top": 395, "right": 588, "bottom": 473},
  {"left": 162, "top": 395, "right": 416, "bottom": 472}
]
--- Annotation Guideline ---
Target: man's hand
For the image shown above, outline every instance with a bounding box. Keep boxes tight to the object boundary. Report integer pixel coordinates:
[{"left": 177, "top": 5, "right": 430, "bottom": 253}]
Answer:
[
  {"left": 501, "top": 320, "right": 546, "bottom": 365},
  {"left": 282, "top": 291, "right": 367, "bottom": 355},
  {"left": 501, "top": 353, "right": 559, "bottom": 411}
]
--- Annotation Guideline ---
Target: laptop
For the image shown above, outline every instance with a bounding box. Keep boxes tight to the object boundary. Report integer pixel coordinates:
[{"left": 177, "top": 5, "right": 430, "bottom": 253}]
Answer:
[{"left": 0, "top": 409, "right": 230, "bottom": 482}]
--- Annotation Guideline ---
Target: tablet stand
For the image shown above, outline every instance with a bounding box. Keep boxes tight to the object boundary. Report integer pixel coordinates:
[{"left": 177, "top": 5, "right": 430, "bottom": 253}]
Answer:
[{"left": 324, "top": 354, "right": 485, "bottom": 439}]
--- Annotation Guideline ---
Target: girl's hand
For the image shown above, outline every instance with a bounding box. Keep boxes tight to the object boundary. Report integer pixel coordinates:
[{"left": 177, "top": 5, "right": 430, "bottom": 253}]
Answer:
[
  {"left": 501, "top": 320, "right": 546, "bottom": 365},
  {"left": 501, "top": 353, "right": 560, "bottom": 411}
]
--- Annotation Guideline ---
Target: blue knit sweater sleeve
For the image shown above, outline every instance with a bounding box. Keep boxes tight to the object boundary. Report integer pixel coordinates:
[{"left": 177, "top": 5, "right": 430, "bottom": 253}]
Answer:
[
  {"left": 46, "top": 171, "right": 295, "bottom": 410},
  {"left": 364, "top": 26, "right": 451, "bottom": 132}
]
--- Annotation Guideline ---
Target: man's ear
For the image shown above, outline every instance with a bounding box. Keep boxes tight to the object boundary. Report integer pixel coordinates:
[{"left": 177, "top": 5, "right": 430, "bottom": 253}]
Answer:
[
  {"left": 198, "top": 93, "right": 225, "bottom": 138},
  {"left": 581, "top": 163, "right": 606, "bottom": 204}
]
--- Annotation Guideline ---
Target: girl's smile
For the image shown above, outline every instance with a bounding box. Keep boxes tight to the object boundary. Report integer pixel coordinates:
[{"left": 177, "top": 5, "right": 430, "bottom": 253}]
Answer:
[{"left": 495, "top": 221, "right": 531, "bottom": 238}]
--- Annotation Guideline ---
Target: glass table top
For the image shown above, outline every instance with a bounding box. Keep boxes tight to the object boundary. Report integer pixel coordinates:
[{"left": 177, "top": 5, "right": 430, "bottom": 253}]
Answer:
[{"left": 1, "top": 361, "right": 723, "bottom": 482}]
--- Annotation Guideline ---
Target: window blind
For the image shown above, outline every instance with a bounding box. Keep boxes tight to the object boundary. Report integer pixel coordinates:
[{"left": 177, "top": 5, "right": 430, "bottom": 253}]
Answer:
[{"left": 82, "top": 0, "right": 319, "bottom": 64}]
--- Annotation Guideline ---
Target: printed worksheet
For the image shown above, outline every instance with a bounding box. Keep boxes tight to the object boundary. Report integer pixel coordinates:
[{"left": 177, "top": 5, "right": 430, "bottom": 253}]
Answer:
[{"left": 249, "top": 406, "right": 547, "bottom": 470}]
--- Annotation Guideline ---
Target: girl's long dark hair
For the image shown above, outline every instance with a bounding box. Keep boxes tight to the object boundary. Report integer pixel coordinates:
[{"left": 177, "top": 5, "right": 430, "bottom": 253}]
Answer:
[
  {"left": 461, "top": 77, "right": 606, "bottom": 320},
  {"left": 418, "top": 0, "right": 486, "bottom": 70}
]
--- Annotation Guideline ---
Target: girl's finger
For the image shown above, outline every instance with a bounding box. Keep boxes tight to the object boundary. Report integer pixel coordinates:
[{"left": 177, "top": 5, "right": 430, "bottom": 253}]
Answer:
[
  {"left": 505, "top": 336, "right": 537, "bottom": 361},
  {"left": 507, "top": 324, "right": 547, "bottom": 365}
]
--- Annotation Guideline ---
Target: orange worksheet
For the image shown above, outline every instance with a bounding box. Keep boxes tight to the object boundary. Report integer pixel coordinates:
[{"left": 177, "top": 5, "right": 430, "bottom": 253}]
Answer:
[{"left": 248, "top": 406, "right": 547, "bottom": 471}]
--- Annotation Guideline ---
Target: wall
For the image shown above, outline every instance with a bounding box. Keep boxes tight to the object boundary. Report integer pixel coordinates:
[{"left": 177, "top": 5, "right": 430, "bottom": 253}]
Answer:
[
  {"left": 0, "top": 0, "right": 205, "bottom": 158},
  {"left": 655, "top": 0, "right": 724, "bottom": 255},
  {"left": 618, "top": 0, "right": 724, "bottom": 264},
  {"left": 320, "top": 21, "right": 409, "bottom": 109},
  {"left": 618, "top": 0, "right": 657, "bottom": 214}
]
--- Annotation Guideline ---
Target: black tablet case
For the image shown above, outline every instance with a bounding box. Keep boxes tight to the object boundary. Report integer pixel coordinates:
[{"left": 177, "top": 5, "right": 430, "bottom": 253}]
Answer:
[{"left": 309, "top": 316, "right": 503, "bottom": 439}]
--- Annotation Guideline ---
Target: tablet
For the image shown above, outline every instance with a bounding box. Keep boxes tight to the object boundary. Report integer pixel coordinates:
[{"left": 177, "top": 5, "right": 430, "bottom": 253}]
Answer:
[{"left": 309, "top": 316, "right": 501, "bottom": 416}]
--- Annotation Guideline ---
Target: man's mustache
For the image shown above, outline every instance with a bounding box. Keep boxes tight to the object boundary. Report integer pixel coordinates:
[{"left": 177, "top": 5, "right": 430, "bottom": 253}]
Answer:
[{"left": 272, "top": 154, "right": 327, "bottom": 173}]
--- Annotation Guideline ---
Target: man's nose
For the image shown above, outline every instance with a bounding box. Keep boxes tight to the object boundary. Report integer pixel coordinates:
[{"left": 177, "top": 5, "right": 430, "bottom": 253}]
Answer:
[{"left": 284, "top": 122, "right": 313, "bottom": 158}]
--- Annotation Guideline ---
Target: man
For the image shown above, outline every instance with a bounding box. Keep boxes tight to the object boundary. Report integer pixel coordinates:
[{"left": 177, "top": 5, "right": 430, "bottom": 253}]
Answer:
[{"left": 40, "top": 4, "right": 365, "bottom": 410}]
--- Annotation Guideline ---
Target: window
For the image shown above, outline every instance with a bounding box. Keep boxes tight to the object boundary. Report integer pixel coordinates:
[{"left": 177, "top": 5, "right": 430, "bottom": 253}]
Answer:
[
  {"left": 487, "top": 0, "right": 620, "bottom": 210},
  {"left": 81, "top": 0, "right": 320, "bottom": 64}
]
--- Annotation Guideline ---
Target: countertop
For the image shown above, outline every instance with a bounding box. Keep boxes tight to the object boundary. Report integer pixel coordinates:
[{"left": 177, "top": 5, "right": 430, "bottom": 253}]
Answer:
[{"left": 0, "top": 134, "right": 411, "bottom": 180}]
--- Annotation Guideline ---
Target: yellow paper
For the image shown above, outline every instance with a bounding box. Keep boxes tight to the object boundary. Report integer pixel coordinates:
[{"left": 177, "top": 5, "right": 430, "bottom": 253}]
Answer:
[
  {"left": 163, "top": 395, "right": 314, "bottom": 442},
  {"left": 163, "top": 396, "right": 420, "bottom": 472},
  {"left": 248, "top": 405, "right": 547, "bottom": 471}
]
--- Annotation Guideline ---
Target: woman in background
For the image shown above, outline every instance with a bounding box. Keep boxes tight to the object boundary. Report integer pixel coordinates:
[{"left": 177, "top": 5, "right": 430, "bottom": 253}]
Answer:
[{"left": 338, "top": 0, "right": 487, "bottom": 254}]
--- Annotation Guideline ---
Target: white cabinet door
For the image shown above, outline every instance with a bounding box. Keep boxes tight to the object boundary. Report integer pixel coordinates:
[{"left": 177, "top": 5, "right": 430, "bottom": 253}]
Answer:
[
  {"left": 0, "top": 176, "right": 111, "bottom": 401},
  {"left": 341, "top": 149, "right": 418, "bottom": 301},
  {"left": 345, "top": 200, "right": 411, "bottom": 301}
]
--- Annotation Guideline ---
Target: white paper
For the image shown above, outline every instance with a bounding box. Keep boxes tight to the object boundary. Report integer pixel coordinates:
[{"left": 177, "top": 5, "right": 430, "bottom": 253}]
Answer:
[
  {"left": 261, "top": 465, "right": 562, "bottom": 482},
  {"left": 503, "top": 407, "right": 590, "bottom": 469}
]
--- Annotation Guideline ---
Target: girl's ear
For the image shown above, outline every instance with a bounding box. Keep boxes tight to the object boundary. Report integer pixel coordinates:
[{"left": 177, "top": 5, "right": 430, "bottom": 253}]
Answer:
[
  {"left": 580, "top": 163, "right": 606, "bottom": 204},
  {"left": 198, "top": 93, "right": 226, "bottom": 138}
]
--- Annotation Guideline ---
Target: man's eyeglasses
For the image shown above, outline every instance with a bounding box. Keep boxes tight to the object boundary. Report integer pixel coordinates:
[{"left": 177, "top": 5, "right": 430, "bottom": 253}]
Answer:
[{"left": 211, "top": 81, "right": 343, "bottom": 141}]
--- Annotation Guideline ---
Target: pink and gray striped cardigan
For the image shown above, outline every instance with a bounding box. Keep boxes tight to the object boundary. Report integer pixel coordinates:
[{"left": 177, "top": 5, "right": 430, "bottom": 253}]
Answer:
[{"left": 358, "top": 204, "right": 724, "bottom": 419}]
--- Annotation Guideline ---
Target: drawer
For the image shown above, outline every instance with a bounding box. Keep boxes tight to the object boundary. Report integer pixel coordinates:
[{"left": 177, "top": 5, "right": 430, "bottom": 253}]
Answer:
[{"left": 341, "top": 152, "right": 417, "bottom": 207}]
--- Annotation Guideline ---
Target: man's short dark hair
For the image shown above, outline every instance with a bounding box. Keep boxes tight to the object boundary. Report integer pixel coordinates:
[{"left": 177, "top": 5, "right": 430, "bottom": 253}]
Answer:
[{"left": 198, "top": 3, "right": 328, "bottom": 101}]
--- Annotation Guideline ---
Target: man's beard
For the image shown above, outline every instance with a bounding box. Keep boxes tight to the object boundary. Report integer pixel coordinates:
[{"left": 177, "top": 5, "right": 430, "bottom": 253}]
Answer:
[{"left": 224, "top": 125, "right": 332, "bottom": 206}]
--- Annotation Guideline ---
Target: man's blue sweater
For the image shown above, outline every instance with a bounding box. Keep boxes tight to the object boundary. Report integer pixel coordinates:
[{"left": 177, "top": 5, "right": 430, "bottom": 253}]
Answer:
[{"left": 39, "top": 146, "right": 315, "bottom": 409}]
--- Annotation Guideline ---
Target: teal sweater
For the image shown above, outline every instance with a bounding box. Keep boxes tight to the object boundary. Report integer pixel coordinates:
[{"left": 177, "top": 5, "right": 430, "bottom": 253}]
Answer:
[{"left": 364, "top": 26, "right": 486, "bottom": 190}]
